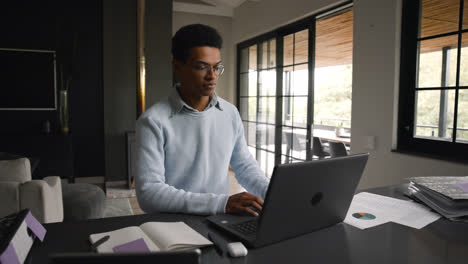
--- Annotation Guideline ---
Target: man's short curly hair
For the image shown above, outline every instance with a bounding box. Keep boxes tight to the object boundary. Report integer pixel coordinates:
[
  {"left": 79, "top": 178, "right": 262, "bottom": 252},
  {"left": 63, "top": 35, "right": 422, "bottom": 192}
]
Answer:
[{"left": 172, "top": 24, "right": 223, "bottom": 63}]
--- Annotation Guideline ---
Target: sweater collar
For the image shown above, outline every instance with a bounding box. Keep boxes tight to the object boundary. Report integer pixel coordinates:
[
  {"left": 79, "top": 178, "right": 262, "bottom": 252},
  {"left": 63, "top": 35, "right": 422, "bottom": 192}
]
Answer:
[{"left": 169, "top": 86, "right": 223, "bottom": 116}]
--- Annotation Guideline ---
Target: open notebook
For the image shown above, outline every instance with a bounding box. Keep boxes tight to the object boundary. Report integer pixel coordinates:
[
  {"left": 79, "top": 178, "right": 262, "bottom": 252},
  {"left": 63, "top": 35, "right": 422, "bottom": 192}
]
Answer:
[{"left": 89, "top": 222, "right": 212, "bottom": 253}]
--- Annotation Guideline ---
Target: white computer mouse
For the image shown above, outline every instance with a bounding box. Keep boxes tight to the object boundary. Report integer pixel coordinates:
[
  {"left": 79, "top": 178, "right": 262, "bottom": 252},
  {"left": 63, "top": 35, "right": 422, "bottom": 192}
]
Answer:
[{"left": 227, "top": 242, "right": 248, "bottom": 257}]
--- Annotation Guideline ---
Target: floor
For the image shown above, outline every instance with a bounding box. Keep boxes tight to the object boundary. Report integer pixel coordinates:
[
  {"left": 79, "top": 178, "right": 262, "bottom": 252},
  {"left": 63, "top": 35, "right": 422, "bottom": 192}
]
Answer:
[{"left": 108, "top": 169, "right": 244, "bottom": 216}]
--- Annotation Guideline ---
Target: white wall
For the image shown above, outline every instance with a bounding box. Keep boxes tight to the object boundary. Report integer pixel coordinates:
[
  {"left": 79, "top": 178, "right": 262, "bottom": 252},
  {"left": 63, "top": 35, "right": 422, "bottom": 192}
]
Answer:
[
  {"left": 173, "top": 12, "right": 235, "bottom": 104},
  {"left": 232, "top": 0, "right": 468, "bottom": 189}
]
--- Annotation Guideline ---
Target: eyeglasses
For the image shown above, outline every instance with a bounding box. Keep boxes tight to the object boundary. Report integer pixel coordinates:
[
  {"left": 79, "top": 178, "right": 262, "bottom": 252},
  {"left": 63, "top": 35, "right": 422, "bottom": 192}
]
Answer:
[{"left": 191, "top": 63, "right": 225, "bottom": 76}]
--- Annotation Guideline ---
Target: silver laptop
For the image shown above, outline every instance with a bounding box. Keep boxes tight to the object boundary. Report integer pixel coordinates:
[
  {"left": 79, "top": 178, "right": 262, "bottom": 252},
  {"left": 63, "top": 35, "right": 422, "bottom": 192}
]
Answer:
[{"left": 207, "top": 153, "right": 369, "bottom": 248}]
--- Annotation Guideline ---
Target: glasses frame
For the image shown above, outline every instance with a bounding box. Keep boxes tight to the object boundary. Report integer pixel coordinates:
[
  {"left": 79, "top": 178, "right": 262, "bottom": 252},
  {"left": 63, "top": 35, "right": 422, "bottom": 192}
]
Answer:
[{"left": 191, "top": 63, "right": 225, "bottom": 77}]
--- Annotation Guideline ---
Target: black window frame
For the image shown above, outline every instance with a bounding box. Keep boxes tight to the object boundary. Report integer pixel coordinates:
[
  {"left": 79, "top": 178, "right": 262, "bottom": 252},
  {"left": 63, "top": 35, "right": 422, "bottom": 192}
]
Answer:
[
  {"left": 237, "top": 1, "right": 353, "bottom": 174},
  {"left": 397, "top": 0, "right": 468, "bottom": 163}
]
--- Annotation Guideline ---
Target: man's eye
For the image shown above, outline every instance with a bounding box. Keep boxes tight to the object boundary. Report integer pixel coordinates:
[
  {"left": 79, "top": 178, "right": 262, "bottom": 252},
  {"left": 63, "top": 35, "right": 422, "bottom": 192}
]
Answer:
[{"left": 195, "top": 65, "right": 208, "bottom": 71}]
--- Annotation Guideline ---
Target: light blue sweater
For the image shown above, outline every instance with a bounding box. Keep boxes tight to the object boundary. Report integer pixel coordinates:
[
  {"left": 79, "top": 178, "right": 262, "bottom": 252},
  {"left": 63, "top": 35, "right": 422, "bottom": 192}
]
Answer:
[{"left": 135, "top": 88, "right": 269, "bottom": 215}]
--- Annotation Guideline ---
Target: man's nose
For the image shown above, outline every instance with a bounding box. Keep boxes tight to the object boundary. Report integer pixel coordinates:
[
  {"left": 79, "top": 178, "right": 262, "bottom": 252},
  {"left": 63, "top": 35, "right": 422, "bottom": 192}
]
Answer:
[{"left": 205, "top": 67, "right": 216, "bottom": 79}]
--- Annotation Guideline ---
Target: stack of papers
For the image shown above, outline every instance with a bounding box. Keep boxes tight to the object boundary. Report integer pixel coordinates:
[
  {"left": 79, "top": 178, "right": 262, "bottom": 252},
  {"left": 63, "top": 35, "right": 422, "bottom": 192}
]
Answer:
[
  {"left": 344, "top": 192, "right": 440, "bottom": 230},
  {"left": 408, "top": 176, "right": 468, "bottom": 221}
]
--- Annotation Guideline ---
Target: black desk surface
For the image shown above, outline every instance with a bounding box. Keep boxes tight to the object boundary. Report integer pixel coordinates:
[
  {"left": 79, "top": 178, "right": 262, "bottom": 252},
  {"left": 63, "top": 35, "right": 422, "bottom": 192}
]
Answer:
[{"left": 28, "top": 185, "right": 468, "bottom": 264}]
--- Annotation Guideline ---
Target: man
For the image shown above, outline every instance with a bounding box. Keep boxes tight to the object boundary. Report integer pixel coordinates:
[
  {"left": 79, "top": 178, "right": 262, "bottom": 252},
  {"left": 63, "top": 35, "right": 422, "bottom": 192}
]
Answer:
[{"left": 135, "top": 24, "right": 269, "bottom": 216}]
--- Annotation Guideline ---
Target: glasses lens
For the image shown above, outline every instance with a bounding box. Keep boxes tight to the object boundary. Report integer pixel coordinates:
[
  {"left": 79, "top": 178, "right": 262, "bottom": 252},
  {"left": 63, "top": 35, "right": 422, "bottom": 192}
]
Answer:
[{"left": 217, "top": 65, "right": 225, "bottom": 76}]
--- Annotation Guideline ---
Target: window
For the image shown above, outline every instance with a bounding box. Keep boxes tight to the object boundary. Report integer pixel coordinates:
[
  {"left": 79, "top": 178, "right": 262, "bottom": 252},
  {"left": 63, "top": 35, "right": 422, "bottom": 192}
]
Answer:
[
  {"left": 238, "top": 3, "right": 353, "bottom": 177},
  {"left": 398, "top": 0, "right": 468, "bottom": 161}
]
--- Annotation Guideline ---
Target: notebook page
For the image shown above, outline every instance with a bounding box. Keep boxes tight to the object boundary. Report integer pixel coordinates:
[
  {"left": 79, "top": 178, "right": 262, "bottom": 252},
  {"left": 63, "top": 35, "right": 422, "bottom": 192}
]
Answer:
[
  {"left": 89, "top": 226, "right": 160, "bottom": 253},
  {"left": 140, "top": 222, "right": 212, "bottom": 251}
]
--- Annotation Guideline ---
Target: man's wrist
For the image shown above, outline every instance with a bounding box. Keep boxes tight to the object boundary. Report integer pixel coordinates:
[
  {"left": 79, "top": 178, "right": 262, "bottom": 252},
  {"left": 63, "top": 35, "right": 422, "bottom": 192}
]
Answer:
[{"left": 217, "top": 194, "right": 229, "bottom": 214}]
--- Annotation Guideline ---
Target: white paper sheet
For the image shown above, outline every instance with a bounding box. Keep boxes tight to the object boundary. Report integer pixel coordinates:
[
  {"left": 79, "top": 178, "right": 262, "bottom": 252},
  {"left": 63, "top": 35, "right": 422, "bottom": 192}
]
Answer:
[{"left": 344, "top": 192, "right": 441, "bottom": 230}]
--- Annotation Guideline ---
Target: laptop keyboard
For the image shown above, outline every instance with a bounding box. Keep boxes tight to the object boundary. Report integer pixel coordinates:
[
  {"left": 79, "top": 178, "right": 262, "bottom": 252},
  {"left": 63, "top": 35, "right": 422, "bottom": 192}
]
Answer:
[{"left": 229, "top": 219, "right": 258, "bottom": 235}]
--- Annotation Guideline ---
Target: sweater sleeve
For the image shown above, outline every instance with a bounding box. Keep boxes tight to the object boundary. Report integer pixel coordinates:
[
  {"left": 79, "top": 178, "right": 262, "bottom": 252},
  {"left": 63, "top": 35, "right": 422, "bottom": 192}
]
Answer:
[
  {"left": 230, "top": 113, "right": 270, "bottom": 199},
  {"left": 134, "top": 115, "right": 229, "bottom": 215}
]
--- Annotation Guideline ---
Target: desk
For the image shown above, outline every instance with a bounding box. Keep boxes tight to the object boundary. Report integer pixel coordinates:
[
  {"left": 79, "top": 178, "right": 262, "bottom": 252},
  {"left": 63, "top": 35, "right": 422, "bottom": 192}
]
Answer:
[
  {"left": 28, "top": 185, "right": 468, "bottom": 264},
  {"left": 283, "top": 128, "right": 351, "bottom": 145},
  {"left": 313, "top": 129, "right": 351, "bottom": 145}
]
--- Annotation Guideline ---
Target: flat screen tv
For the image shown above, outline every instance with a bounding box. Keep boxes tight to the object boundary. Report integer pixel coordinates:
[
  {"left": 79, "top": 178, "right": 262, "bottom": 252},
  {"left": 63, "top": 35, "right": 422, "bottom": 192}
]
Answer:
[{"left": 0, "top": 48, "right": 57, "bottom": 110}]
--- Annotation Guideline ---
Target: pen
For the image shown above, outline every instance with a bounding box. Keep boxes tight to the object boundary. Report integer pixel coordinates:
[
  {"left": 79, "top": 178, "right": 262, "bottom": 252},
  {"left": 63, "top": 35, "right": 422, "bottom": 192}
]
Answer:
[
  {"left": 91, "top": 235, "right": 110, "bottom": 252},
  {"left": 207, "top": 233, "right": 223, "bottom": 256}
]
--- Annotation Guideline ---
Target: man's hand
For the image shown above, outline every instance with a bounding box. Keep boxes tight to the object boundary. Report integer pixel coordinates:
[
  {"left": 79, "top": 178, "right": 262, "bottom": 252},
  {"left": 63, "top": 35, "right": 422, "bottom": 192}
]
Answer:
[{"left": 226, "top": 192, "right": 264, "bottom": 216}]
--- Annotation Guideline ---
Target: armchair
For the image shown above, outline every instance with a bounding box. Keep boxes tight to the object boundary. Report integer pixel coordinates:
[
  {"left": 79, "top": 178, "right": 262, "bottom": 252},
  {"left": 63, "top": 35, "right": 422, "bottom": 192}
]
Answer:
[{"left": 0, "top": 157, "right": 63, "bottom": 223}]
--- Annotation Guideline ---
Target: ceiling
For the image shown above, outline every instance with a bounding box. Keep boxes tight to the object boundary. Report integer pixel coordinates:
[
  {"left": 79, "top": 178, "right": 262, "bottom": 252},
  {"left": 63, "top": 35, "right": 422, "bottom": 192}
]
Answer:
[
  {"left": 175, "top": 0, "right": 467, "bottom": 68},
  {"left": 173, "top": 0, "right": 260, "bottom": 17},
  {"left": 174, "top": 0, "right": 214, "bottom": 6}
]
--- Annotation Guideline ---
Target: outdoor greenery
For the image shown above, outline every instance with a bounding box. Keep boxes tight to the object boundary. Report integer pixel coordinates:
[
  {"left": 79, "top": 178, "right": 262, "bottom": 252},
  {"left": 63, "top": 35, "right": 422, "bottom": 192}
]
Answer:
[
  {"left": 314, "top": 64, "right": 352, "bottom": 128},
  {"left": 415, "top": 47, "right": 468, "bottom": 141}
]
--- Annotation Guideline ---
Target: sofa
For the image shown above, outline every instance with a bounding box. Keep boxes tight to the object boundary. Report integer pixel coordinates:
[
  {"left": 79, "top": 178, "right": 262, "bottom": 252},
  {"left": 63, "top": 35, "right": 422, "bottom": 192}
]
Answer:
[
  {"left": 0, "top": 157, "right": 63, "bottom": 223},
  {"left": 0, "top": 156, "right": 106, "bottom": 223}
]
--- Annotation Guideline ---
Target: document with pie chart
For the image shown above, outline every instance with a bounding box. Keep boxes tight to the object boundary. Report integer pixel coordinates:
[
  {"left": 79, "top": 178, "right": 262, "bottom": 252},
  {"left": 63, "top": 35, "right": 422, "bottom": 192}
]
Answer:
[{"left": 344, "top": 192, "right": 440, "bottom": 230}]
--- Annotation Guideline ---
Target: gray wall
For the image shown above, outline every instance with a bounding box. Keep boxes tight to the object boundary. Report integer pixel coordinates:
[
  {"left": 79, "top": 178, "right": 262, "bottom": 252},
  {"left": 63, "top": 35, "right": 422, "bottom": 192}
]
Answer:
[
  {"left": 232, "top": 0, "right": 468, "bottom": 189},
  {"left": 146, "top": 0, "right": 174, "bottom": 106},
  {"left": 103, "top": 0, "right": 172, "bottom": 181},
  {"left": 173, "top": 12, "right": 235, "bottom": 104}
]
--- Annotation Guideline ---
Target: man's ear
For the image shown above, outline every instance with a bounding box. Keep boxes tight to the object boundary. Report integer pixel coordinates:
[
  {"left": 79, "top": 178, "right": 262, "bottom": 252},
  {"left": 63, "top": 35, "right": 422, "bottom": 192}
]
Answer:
[{"left": 173, "top": 59, "right": 182, "bottom": 73}]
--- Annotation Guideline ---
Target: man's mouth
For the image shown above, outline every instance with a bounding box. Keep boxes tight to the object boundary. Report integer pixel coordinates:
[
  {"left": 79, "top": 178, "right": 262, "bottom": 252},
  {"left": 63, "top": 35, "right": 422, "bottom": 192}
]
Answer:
[{"left": 204, "top": 83, "right": 216, "bottom": 89}]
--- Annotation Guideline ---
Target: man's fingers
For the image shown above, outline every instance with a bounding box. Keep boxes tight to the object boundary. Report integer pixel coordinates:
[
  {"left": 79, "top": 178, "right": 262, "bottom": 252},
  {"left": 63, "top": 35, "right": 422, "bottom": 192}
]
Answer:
[
  {"left": 255, "top": 196, "right": 264, "bottom": 206},
  {"left": 244, "top": 207, "right": 259, "bottom": 217},
  {"left": 226, "top": 192, "right": 265, "bottom": 215},
  {"left": 251, "top": 201, "right": 262, "bottom": 211}
]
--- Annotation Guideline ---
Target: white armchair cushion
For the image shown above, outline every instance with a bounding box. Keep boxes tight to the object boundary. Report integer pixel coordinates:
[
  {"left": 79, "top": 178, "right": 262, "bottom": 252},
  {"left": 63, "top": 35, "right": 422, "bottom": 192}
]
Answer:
[
  {"left": 20, "top": 176, "right": 64, "bottom": 223},
  {"left": 0, "top": 181, "right": 21, "bottom": 218},
  {"left": 0, "top": 157, "right": 31, "bottom": 183}
]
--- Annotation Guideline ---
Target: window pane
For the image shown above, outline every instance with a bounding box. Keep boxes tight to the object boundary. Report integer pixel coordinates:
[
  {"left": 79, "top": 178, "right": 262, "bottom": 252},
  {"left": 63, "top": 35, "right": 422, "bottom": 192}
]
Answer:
[
  {"left": 259, "top": 70, "right": 276, "bottom": 96},
  {"left": 314, "top": 65, "right": 352, "bottom": 128},
  {"left": 267, "top": 69, "right": 276, "bottom": 96},
  {"left": 282, "top": 96, "right": 292, "bottom": 126},
  {"left": 282, "top": 128, "right": 292, "bottom": 156},
  {"left": 240, "top": 48, "right": 249, "bottom": 73},
  {"left": 248, "top": 98, "right": 257, "bottom": 121},
  {"left": 248, "top": 72, "right": 257, "bottom": 96},
  {"left": 456, "top": 89, "right": 468, "bottom": 142},
  {"left": 259, "top": 150, "right": 275, "bottom": 178},
  {"left": 283, "top": 34, "right": 294, "bottom": 66},
  {"left": 248, "top": 146, "right": 256, "bottom": 160},
  {"left": 415, "top": 89, "right": 455, "bottom": 140},
  {"left": 240, "top": 98, "right": 248, "bottom": 120},
  {"left": 243, "top": 121, "right": 248, "bottom": 142},
  {"left": 292, "top": 128, "right": 307, "bottom": 160},
  {"left": 258, "top": 96, "right": 276, "bottom": 124},
  {"left": 314, "top": 9, "right": 353, "bottom": 131},
  {"left": 292, "top": 97, "right": 308, "bottom": 128},
  {"left": 269, "top": 39, "right": 276, "bottom": 68},
  {"left": 240, "top": 97, "right": 257, "bottom": 121},
  {"left": 240, "top": 73, "right": 248, "bottom": 96},
  {"left": 267, "top": 97, "right": 276, "bottom": 124},
  {"left": 260, "top": 40, "right": 275, "bottom": 69},
  {"left": 258, "top": 97, "right": 268, "bottom": 123},
  {"left": 459, "top": 33, "right": 468, "bottom": 86},
  {"left": 249, "top": 45, "right": 257, "bottom": 71},
  {"left": 420, "top": 0, "right": 460, "bottom": 38},
  {"left": 292, "top": 64, "right": 308, "bottom": 96},
  {"left": 247, "top": 122, "right": 256, "bottom": 146},
  {"left": 294, "top": 29, "right": 308, "bottom": 64},
  {"left": 283, "top": 66, "right": 293, "bottom": 96},
  {"left": 417, "top": 35, "right": 458, "bottom": 88},
  {"left": 258, "top": 124, "right": 275, "bottom": 151},
  {"left": 261, "top": 42, "right": 268, "bottom": 70},
  {"left": 282, "top": 128, "right": 307, "bottom": 160}
]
